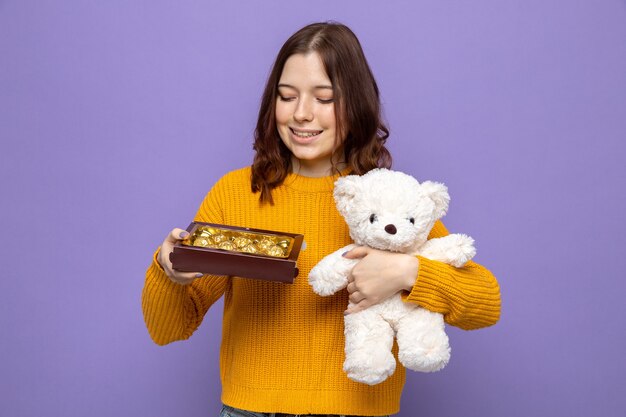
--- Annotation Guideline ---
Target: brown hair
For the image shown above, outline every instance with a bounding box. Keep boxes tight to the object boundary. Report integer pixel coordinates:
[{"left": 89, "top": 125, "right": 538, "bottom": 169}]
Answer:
[{"left": 251, "top": 22, "right": 391, "bottom": 204}]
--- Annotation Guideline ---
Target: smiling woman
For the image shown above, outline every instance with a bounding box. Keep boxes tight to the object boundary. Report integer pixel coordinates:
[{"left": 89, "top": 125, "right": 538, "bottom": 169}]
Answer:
[
  {"left": 142, "top": 21, "right": 500, "bottom": 417},
  {"left": 275, "top": 53, "right": 343, "bottom": 177},
  {"left": 250, "top": 22, "right": 391, "bottom": 205}
]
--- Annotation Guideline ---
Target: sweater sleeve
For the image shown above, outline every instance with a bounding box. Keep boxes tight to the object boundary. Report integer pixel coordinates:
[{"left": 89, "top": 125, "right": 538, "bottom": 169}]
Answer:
[
  {"left": 404, "top": 220, "right": 501, "bottom": 330},
  {"left": 141, "top": 177, "right": 231, "bottom": 346}
]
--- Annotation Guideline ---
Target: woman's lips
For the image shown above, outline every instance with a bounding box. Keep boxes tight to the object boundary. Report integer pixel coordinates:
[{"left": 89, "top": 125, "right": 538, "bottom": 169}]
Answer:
[{"left": 290, "top": 127, "right": 323, "bottom": 143}]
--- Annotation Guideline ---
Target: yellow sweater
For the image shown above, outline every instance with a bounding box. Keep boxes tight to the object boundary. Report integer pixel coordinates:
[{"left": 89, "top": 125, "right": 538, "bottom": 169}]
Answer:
[{"left": 142, "top": 167, "right": 501, "bottom": 416}]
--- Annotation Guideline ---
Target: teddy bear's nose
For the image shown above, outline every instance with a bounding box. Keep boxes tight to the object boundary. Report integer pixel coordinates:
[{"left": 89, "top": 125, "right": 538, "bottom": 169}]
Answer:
[{"left": 384, "top": 224, "right": 397, "bottom": 235}]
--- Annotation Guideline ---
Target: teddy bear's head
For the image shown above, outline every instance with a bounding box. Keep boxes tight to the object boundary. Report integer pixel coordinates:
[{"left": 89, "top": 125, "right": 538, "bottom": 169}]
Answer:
[{"left": 334, "top": 168, "right": 450, "bottom": 253}]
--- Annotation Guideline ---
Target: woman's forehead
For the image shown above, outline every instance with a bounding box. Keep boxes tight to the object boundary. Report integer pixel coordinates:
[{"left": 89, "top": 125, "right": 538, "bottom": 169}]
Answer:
[{"left": 278, "top": 53, "right": 332, "bottom": 88}]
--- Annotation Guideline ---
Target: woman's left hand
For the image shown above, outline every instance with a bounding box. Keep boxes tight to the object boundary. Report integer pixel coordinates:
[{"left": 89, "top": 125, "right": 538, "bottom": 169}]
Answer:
[{"left": 342, "top": 246, "right": 419, "bottom": 315}]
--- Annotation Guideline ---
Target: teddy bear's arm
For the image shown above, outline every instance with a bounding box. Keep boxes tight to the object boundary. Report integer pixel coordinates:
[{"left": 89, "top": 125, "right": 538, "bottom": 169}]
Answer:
[
  {"left": 418, "top": 234, "right": 476, "bottom": 268},
  {"left": 308, "top": 244, "right": 358, "bottom": 296}
]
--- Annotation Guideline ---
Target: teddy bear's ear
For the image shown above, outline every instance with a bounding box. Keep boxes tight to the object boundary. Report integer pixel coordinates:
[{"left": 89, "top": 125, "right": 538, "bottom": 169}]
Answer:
[
  {"left": 420, "top": 181, "right": 450, "bottom": 218},
  {"left": 333, "top": 175, "right": 362, "bottom": 215}
]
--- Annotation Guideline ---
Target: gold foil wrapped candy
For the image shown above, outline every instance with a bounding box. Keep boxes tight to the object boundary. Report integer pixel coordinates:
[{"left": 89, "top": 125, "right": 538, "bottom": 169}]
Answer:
[
  {"left": 276, "top": 239, "right": 290, "bottom": 249},
  {"left": 193, "top": 236, "right": 214, "bottom": 247},
  {"left": 241, "top": 244, "right": 259, "bottom": 254},
  {"left": 218, "top": 241, "right": 236, "bottom": 251},
  {"left": 267, "top": 245, "right": 285, "bottom": 257},
  {"left": 182, "top": 226, "right": 293, "bottom": 258},
  {"left": 212, "top": 233, "right": 228, "bottom": 244},
  {"left": 233, "top": 236, "right": 253, "bottom": 249},
  {"left": 257, "top": 238, "right": 274, "bottom": 251}
]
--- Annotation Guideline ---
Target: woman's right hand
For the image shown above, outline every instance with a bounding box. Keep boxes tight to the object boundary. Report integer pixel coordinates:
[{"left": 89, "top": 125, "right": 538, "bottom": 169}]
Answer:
[{"left": 157, "top": 228, "right": 203, "bottom": 285}]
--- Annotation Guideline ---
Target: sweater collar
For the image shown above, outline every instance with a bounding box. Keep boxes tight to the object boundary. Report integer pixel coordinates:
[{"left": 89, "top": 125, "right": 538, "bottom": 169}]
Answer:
[{"left": 283, "top": 167, "right": 352, "bottom": 193}]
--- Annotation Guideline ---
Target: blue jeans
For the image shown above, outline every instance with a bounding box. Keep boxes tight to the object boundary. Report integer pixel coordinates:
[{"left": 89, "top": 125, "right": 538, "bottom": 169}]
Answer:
[{"left": 219, "top": 404, "right": 390, "bottom": 417}]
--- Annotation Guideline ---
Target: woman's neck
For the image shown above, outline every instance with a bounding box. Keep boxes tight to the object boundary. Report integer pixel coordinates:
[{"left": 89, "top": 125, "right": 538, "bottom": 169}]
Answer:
[{"left": 290, "top": 157, "right": 348, "bottom": 178}]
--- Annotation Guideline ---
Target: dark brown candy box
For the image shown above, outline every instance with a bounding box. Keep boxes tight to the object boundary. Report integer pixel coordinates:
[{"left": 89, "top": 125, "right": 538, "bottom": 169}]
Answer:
[{"left": 170, "top": 221, "right": 304, "bottom": 284}]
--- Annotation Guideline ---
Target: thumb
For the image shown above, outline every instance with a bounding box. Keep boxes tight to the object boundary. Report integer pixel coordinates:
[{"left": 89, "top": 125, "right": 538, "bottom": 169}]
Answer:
[
  {"left": 165, "top": 227, "right": 190, "bottom": 244},
  {"left": 342, "top": 246, "right": 369, "bottom": 259}
]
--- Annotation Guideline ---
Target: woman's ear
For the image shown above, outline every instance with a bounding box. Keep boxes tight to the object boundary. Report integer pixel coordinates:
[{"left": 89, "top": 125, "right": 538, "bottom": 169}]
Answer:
[
  {"left": 420, "top": 181, "right": 450, "bottom": 219},
  {"left": 333, "top": 175, "right": 362, "bottom": 216}
]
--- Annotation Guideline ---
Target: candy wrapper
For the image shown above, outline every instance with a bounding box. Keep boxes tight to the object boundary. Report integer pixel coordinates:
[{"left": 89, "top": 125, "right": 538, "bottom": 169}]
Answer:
[{"left": 170, "top": 222, "right": 304, "bottom": 283}]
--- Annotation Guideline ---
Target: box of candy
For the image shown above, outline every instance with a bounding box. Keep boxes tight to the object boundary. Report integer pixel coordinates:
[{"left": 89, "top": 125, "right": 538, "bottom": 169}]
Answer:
[{"left": 169, "top": 221, "right": 304, "bottom": 283}]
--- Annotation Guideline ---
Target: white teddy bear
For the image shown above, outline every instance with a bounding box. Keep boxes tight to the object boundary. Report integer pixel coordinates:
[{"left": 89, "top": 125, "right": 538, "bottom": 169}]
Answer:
[{"left": 308, "top": 168, "right": 476, "bottom": 385}]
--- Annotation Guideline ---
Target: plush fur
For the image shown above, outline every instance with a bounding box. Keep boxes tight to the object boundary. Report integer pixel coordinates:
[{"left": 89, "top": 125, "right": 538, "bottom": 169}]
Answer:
[{"left": 308, "top": 169, "right": 476, "bottom": 385}]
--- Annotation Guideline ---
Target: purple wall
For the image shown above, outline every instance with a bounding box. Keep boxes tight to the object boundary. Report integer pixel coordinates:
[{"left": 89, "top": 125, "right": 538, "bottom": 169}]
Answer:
[{"left": 2, "top": 1, "right": 625, "bottom": 416}]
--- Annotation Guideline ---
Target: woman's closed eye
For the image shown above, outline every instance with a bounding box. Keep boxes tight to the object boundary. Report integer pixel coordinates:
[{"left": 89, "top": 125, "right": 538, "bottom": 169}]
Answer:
[
  {"left": 278, "top": 95, "right": 296, "bottom": 102},
  {"left": 278, "top": 95, "right": 334, "bottom": 104}
]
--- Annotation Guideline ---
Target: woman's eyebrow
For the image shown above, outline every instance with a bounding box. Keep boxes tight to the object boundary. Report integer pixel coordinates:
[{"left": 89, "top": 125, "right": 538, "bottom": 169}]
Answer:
[{"left": 277, "top": 83, "right": 333, "bottom": 90}]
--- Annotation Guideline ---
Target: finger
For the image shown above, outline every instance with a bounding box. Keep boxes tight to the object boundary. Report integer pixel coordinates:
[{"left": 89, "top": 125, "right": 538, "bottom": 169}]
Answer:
[
  {"left": 349, "top": 291, "right": 365, "bottom": 304},
  {"left": 165, "top": 227, "right": 190, "bottom": 244},
  {"left": 342, "top": 246, "right": 369, "bottom": 259},
  {"left": 344, "top": 300, "right": 370, "bottom": 315},
  {"left": 346, "top": 282, "right": 357, "bottom": 294}
]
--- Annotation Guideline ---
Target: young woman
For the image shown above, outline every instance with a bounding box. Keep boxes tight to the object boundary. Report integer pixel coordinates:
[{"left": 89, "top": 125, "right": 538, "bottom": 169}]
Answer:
[{"left": 142, "top": 22, "right": 501, "bottom": 417}]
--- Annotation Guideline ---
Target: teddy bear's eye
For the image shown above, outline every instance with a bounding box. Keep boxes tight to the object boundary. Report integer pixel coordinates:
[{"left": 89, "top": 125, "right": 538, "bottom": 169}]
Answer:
[
  {"left": 409, "top": 217, "right": 415, "bottom": 225},
  {"left": 369, "top": 214, "right": 377, "bottom": 224}
]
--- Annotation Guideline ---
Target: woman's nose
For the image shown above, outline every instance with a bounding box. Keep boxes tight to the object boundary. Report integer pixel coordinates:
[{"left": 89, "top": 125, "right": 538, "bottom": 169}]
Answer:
[{"left": 293, "top": 98, "right": 313, "bottom": 122}]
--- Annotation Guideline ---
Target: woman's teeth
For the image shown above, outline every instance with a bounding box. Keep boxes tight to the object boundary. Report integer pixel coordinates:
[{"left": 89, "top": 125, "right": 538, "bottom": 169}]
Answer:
[{"left": 291, "top": 129, "right": 322, "bottom": 138}]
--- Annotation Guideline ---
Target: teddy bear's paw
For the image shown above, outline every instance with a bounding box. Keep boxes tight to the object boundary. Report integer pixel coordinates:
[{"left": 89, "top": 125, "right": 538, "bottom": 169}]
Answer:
[
  {"left": 446, "top": 234, "right": 476, "bottom": 267},
  {"left": 308, "top": 265, "right": 348, "bottom": 296},
  {"left": 308, "top": 267, "right": 327, "bottom": 295},
  {"left": 344, "top": 351, "right": 396, "bottom": 385},
  {"left": 399, "top": 341, "right": 450, "bottom": 373}
]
